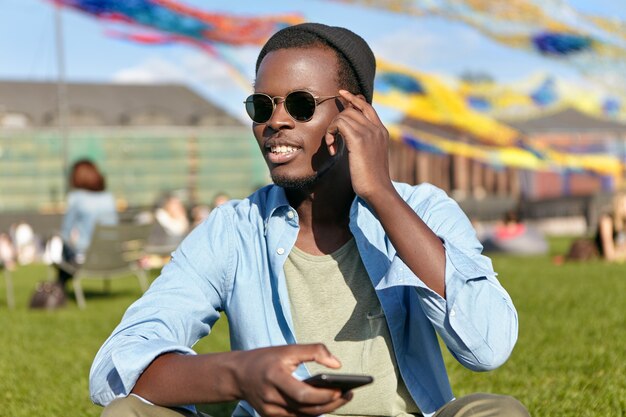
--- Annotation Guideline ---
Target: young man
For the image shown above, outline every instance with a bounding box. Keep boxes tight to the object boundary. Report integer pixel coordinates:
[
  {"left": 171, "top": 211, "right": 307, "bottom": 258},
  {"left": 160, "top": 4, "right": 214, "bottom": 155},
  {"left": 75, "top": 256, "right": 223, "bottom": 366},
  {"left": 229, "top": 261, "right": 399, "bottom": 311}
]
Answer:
[{"left": 91, "top": 23, "right": 529, "bottom": 417}]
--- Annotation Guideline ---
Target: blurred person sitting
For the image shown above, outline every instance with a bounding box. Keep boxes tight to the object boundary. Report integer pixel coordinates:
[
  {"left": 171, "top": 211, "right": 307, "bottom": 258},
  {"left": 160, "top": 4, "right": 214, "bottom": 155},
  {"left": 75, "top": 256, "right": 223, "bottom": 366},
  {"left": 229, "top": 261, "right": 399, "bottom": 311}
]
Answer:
[
  {"left": 481, "top": 209, "right": 548, "bottom": 256},
  {"left": 557, "top": 193, "right": 626, "bottom": 264},
  {"left": 0, "top": 232, "right": 17, "bottom": 271},
  {"left": 154, "top": 192, "right": 190, "bottom": 239},
  {"left": 190, "top": 191, "right": 231, "bottom": 227},
  {"left": 595, "top": 192, "right": 626, "bottom": 262},
  {"left": 190, "top": 204, "right": 210, "bottom": 228},
  {"left": 189, "top": 193, "right": 231, "bottom": 228},
  {"left": 211, "top": 191, "right": 230, "bottom": 210},
  {"left": 54, "top": 159, "right": 118, "bottom": 288},
  {"left": 11, "top": 221, "right": 42, "bottom": 265},
  {"left": 141, "top": 192, "right": 190, "bottom": 269}
]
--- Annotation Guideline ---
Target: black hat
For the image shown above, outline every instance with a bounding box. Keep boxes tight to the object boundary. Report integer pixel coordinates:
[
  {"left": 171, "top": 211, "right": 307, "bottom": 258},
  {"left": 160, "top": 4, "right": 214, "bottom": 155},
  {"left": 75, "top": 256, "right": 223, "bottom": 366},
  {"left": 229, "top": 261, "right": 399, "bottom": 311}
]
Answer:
[{"left": 256, "top": 23, "right": 376, "bottom": 103}]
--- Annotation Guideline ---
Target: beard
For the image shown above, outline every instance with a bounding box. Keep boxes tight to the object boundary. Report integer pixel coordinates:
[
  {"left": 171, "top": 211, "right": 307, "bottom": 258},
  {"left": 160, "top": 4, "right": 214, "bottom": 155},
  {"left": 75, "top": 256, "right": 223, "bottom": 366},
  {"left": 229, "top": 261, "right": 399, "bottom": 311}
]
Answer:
[
  {"left": 269, "top": 149, "right": 339, "bottom": 190},
  {"left": 271, "top": 172, "right": 319, "bottom": 190}
]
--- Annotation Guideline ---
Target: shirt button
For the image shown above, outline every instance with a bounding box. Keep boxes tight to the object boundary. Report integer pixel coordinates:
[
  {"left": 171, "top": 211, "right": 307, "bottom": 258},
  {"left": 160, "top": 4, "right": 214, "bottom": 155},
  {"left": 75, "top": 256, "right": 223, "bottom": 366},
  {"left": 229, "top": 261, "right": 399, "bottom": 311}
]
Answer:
[
  {"left": 449, "top": 309, "right": 456, "bottom": 317},
  {"left": 277, "top": 248, "right": 285, "bottom": 255},
  {"left": 287, "top": 211, "right": 294, "bottom": 219}
]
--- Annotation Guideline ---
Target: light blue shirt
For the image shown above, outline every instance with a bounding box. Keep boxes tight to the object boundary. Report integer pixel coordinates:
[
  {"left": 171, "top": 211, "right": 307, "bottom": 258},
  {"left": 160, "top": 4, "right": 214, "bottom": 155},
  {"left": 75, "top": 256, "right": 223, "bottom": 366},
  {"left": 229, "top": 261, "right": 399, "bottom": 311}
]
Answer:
[
  {"left": 61, "top": 190, "right": 118, "bottom": 254},
  {"left": 89, "top": 182, "right": 518, "bottom": 417}
]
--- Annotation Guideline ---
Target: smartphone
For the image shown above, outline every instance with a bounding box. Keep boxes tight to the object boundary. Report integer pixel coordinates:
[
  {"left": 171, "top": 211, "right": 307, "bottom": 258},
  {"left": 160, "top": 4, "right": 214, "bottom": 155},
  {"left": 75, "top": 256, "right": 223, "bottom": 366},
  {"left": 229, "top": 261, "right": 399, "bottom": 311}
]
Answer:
[{"left": 304, "top": 373, "right": 373, "bottom": 392}]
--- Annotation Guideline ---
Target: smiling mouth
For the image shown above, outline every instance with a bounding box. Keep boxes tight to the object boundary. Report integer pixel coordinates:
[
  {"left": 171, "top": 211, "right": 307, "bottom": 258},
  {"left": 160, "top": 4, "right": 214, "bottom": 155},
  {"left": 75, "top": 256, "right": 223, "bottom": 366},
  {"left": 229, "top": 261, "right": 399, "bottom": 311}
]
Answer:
[{"left": 268, "top": 145, "right": 299, "bottom": 155}]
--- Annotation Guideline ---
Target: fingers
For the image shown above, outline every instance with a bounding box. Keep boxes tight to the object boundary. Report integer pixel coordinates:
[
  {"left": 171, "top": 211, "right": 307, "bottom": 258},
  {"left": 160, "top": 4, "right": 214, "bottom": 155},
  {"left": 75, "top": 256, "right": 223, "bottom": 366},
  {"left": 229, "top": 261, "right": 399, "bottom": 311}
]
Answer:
[
  {"left": 327, "top": 90, "right": 384, "bottom": 148},
  {"left": 324, "top": 130, "right": 341, "bottom": 157},
  {"left": 275, "top": 375, "right": 341, "bottom": 406},
  {"left": 289, "top": 390, "right": 353, "bottom": 416},
  {"left": 325, "top": 114, "right": 374, "bottom": 156},
  {"left": 284, "top": 343, "right": 341, "bottom": 370},
  {"left": 274, "top": 344, "right": 343, "bottom": 405},
  {"left": 274, "top": 377, "right": 353, "bottom": 417},
  {"left": 240, "top": 344, "right": 351, "bottom": 417},
  {"left": 338, "top": 89, "right": 383, "bottom": 125}
]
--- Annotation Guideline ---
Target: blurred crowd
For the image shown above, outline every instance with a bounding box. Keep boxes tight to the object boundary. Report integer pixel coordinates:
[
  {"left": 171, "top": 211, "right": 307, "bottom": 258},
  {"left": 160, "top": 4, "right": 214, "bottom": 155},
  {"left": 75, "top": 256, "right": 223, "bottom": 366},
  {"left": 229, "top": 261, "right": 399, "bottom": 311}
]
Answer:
[
  {"left": 0, "top": 221, "right": 43, "bottom": 270},
  {"left": 0, "top": 159, "right": 231, "bottom": 281}
]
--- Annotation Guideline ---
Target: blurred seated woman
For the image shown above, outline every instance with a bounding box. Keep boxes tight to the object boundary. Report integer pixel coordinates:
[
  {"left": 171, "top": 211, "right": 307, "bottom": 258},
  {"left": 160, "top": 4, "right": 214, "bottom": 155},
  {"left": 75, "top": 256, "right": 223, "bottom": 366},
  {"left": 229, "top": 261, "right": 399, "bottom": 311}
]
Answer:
[
  {"left": 55, "top": 159, "right": 118, "bottom": 288},
  {"left": 154, "top": 193, "right": 189, "bottom": 239},
  {"left": 0, "top": 232, "right": 16, "bottom": 271},
  {"left": 139, "top": 192, "right": 190, "bottom": 270},
  {"left": 481, "top": 209, "right": 548, "bottom": 256},
  {"left": 595, "top": 192, "right": 626, "bottom": 262}
]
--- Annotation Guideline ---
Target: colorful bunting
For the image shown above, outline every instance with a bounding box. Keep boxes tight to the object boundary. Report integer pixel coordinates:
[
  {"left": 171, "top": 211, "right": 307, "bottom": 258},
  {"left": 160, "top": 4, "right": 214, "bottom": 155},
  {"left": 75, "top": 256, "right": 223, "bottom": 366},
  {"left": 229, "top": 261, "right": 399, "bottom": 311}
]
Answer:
[
  {"left": 374, "top": 59, "right": 520, "bottom": 146},
  {"left": 531, "top": 32, "right": 594, "bottom": 56},
  {"left": 376, "top": 62, "right": 624, "bottom": 179},
  {"left": 459, "top": 73, "right": 626, "bottom": 122},
  {"left": 50, "top": 0, "right": 303, "bottom": 90},
  {"left": 51, "top": 0, "right": 303, "bottom": 47},
  {"left": 388, "top": 124, "right": 622, "bottom": 178},
  {"left": 326, "top": 0, "right": 626, "bottom": 82}
]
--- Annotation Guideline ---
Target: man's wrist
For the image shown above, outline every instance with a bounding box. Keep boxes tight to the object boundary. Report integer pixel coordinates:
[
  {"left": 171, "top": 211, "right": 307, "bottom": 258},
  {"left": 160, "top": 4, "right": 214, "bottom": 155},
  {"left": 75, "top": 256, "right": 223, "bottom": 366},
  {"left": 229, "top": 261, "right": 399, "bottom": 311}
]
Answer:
[{"left": 202, "top": 350, "right": 246, "bottom": 401}]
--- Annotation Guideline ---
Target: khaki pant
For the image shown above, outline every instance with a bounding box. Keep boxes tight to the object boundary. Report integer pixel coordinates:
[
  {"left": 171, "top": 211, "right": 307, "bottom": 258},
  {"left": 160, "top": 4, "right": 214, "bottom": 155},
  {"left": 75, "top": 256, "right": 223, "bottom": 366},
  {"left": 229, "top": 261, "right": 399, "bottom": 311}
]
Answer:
[
  {"left": 433, "top": 393, "right": 529, "bottom": 417},
  {"left": 101, "top": 392, "right": 530, "bottom": 417},
  {"left": 101, "top": 395, "right": 212, "bottom": 417}
]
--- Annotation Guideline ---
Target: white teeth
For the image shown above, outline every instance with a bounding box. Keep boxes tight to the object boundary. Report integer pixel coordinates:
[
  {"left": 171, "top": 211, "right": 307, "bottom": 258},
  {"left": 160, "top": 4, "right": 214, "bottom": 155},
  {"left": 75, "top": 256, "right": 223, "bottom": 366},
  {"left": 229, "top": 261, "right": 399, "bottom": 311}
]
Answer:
[{"left": 270, "top": 145, "right": 298, "bottom": 154}]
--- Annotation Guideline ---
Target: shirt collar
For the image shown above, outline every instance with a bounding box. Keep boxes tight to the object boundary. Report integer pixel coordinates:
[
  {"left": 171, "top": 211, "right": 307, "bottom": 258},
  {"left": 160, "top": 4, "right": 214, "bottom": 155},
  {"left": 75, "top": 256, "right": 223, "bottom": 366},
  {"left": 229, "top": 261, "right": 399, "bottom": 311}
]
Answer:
[{"left": 261, "top": 184, "right": 368, "bottom": 225}]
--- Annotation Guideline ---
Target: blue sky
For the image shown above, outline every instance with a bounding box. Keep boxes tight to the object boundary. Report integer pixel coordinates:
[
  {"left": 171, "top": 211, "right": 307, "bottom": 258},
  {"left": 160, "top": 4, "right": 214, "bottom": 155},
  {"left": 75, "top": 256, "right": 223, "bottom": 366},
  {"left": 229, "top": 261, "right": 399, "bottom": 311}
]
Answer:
[{"left": 1, "top": 0, "right": 624, "bottom": 123}]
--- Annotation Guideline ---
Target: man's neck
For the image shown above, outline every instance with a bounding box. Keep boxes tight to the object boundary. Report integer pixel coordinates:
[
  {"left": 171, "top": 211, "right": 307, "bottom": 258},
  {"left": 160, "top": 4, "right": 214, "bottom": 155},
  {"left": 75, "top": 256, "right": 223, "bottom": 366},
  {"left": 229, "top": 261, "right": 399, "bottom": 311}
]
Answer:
[{"left": 285, "top": 177, "right": 355, "bottom": 255}]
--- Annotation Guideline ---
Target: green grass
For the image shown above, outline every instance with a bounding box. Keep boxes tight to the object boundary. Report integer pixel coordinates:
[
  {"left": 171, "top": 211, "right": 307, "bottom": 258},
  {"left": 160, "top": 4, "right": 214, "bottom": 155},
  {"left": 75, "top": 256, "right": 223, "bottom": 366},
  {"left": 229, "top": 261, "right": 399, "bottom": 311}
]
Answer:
[{"left": 0, "top": 237, "right": 624, "bottom": 416}]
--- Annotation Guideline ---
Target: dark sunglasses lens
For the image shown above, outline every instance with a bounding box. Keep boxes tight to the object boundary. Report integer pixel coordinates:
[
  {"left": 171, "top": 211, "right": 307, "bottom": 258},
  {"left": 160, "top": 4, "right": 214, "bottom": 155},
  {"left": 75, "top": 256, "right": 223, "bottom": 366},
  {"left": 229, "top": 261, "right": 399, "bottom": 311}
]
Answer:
[
  {"left": 285, "top": 91, "right": 316, "bottom": 121},
  {"left": 246, "top": 95, "right": 274, "bottom": 123}
]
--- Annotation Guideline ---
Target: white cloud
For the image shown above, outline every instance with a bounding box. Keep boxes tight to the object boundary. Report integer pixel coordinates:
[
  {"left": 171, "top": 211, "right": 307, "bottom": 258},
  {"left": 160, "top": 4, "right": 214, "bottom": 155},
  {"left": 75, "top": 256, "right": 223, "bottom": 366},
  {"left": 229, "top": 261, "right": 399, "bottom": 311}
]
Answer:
[
  {"left": 181, "top": 47, "right": 257, "bottom": 89},
  {"left": 112, "top": 57, "right": 187, "bottom": 84},
  {"left": 178, "top": 48, "right": 257, "bottom": 121},
  {"left": 109, "top": 49, "right": 258, "bottom": 121}
]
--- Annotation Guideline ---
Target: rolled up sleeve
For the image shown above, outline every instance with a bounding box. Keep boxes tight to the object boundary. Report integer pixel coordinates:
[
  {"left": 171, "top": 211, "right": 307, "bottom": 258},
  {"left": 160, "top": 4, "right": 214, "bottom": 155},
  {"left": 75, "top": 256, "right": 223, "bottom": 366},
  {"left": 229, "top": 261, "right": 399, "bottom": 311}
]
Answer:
[
  {"left": 376, "top": 183, "right": 518, "bottom": 371},
  {"left": 90, "top": 335, "right": 197, "bottom": 406},
  {"left": 436, "top": 240, "right": 517, "bottom": 370},
  {"left": 89, "top": 210, "right": 233, "bottom": 406}
]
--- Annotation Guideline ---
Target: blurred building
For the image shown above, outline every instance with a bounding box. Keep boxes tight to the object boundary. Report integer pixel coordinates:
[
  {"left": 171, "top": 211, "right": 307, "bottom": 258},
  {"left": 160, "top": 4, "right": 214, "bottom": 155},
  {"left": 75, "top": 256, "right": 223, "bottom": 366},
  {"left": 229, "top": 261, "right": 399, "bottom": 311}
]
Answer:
[
  {"left": 391, "top": 116, "right": 520, "bottom": 200},
  {"left": 507, "top": 107, "right": 626, "bottom": 199},
  {"left": 388, "top": 116, "right": 522, "bottom": 220},
  {"left": 389, "top": 109, "right": 626, "bottom": 229},
  {"left": 0, "top": 80, "right": 268, "bottom": 213}
]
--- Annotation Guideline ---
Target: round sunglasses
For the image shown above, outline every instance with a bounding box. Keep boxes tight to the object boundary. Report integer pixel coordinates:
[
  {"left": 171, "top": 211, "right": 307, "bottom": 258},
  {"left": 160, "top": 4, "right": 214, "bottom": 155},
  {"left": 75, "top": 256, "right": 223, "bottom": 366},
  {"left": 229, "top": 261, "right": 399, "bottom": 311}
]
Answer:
[{"left": 243, "top": 90, "right": 340, "bottom": 123}]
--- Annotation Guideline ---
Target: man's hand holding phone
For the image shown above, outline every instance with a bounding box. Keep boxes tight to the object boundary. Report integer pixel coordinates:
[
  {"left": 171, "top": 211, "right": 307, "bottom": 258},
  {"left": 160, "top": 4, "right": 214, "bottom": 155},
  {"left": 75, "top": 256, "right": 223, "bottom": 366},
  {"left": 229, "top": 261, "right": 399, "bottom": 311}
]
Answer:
[{"left": 233, "top": 344, "right": 354, "bottom": 417}]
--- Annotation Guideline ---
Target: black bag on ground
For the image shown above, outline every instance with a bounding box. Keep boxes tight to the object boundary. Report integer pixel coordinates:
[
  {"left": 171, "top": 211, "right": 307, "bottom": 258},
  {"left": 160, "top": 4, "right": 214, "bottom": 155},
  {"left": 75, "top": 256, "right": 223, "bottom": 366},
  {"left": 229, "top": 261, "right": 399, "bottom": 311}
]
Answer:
[{"left": 29, "top": 281, "right": 66, "bottom": 309}]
